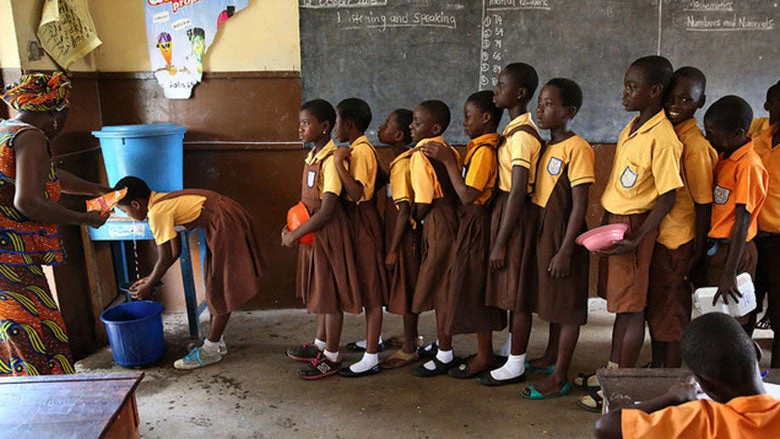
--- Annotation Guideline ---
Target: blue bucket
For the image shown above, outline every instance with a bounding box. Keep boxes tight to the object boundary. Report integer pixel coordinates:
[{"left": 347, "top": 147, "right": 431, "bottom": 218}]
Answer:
[
  {"left": 92, "top": 124, "right": 186, "bottom": 193},
  {"left": 100, "top": 301, "right": 165, "bottom": 368}
]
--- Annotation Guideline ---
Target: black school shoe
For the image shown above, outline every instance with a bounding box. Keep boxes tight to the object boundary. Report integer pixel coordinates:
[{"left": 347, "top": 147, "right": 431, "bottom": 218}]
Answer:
[
  {"left": 298, "top": 353, "right": 342, "bottom": 380},
  {"left": 417, "top": 342, "right": 438, "bottom": 361},
  {"left": 345, "top": 341, "right": 385, "bottom": 352},
  {"left": 411, "top": 357, "right": 457, "bottom": 377},
  {"left": 338, "top": 364, "right": 381, "bottom": 378},
  {"left": 476, "top": 370, "right": 527, "bottom": 387}
]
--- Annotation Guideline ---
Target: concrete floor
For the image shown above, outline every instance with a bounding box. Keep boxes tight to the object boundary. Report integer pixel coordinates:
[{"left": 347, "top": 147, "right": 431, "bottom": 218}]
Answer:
[{"left": 76, "top": 299, "right": 776, "bottom": 439}]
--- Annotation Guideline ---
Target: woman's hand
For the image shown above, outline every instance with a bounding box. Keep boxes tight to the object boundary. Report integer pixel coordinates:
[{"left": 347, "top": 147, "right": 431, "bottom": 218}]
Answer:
[{"left": 84, "top": 211, "right": 109, "bottom": 228}]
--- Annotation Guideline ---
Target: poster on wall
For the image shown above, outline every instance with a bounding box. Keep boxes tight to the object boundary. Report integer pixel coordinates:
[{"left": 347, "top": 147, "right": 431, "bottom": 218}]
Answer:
[
  {"left": 37, "top": 0, "right": 102, "bottom": 69},
  {"left": 144, "top": 0, "right": 248, "bottom": 99}
]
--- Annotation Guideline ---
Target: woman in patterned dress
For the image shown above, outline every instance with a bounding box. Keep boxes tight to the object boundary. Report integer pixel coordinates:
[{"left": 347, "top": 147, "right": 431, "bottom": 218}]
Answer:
[{"left": 0, "top": 73, "right": 108, "bottom": 376}]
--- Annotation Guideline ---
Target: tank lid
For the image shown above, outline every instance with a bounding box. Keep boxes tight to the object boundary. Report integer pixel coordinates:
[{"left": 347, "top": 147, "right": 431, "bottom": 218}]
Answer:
[{"left": 92, "top": 123, "right": 186, "bottom": 138}]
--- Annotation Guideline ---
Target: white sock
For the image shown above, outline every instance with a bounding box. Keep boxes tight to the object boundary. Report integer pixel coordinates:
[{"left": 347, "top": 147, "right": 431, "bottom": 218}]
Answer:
[
  {"left": 323, "top": 350, "right": 339, "bottom": 362},
  {"left": 424, "top": 348, "right": 453, "bottom": 370},
  {"left": 355, "top": 336, "right": 383, "bottom": 349},
  {"left": 422, "top": 339, "right": 439, "bottom": 353},
  {"left": 202, "top": 339, "right": 220, "bottom": 355},
  {"left": 499, "top": 334, "right": 512, "bottom": 357},
  {"left": 349, "top": 352, "right": 379, "bottom": 373},
  {"left": 490, "top": 353, "right": 525, "bottom": 380},
  {"left": 313, "top": 338, "right": 326, "bottom": 351}
]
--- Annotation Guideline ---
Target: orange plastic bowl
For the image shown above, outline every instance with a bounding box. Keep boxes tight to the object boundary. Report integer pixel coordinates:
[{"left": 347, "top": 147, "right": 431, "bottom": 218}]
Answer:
[
  {"left": 575, "top": 224, "right": 629, "bottom": 252},
  {"left": 287, "top": 202, "right": 315, "bottom": 245}
]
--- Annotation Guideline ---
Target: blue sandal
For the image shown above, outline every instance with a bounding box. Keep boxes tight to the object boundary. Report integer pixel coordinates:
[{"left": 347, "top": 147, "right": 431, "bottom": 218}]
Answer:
[{"left": 520, "top": 381, "right": 572, "bottom": 400}]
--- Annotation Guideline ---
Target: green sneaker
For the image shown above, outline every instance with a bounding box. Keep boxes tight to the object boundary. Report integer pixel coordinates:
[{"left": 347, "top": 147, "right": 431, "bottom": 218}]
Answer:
[{"left": 174, "top": 346, "right": 222, "bottom": 370}]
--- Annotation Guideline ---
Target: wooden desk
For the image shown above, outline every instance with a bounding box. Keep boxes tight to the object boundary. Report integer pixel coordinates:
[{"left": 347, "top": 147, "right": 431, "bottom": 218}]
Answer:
[
  {"left": 0, "top": 372, "right": 144, "bottom": 438},
  {"left": 597, "top": 368, "right": 780, "bottom": 412}
]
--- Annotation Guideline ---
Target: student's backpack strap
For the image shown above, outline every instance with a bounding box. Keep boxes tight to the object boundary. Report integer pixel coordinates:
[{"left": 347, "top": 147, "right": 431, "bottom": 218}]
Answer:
[
  {"left": 353, "top": 140, "right": 389, "bottom": 196},
  {"left": 500, "top": 124, "right": 544, "bottom": 149}
]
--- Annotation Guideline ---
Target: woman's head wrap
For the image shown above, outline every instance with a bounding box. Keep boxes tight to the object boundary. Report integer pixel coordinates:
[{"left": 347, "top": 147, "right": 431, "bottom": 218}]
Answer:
[{"left": 1, "top": 73, "right": 71, "bottom": 112}]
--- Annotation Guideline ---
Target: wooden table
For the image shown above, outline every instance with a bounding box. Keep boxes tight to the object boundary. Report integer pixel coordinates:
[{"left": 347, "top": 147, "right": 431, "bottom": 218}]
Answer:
[
  {"left": 0, "top": 372, "right": 144, "bottom": 438},
  {"left": 597, "top": 368, "right": 780, "bottom": 412}
]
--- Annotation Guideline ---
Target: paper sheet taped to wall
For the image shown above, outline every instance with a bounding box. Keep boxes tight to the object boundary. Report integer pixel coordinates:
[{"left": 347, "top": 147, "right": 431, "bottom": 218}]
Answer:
[{"left": 37, "top": 0, "right": 102, "bottom": 69}]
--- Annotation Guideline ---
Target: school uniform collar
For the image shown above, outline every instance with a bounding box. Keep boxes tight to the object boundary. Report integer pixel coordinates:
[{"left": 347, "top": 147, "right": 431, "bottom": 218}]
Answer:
[
  {"left": 305, "top": 139, "right": 337, "bottom": 165},
  {"left": 627, "top": 109, "right": 668, "bottom": 138},
  {"left": 414, "top": 136, "right": 445, "bottom": 148},
  {"left": 351, "top": 135, "right": 372, "bottom": 148},
  {"left": 389, "top": 147, "right": 414, "bottom": 168},
  {"left": 673, "top": 117, "right": 699, "bottom": 137},
  {"left": 467, "top": 133, "right": 500, "bottom": 150},
  {"left": 756, "top": 123, "right": 778, "bottom": 147},
  {"left": 721, "top": 141, "right": 754, "bottom": 163},
  {"left": 503, "top": 112, "right": 535, "bottom": 135}
]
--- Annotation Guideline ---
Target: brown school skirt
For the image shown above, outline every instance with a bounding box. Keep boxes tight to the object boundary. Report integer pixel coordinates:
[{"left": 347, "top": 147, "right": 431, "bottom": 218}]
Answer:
[
  {"left": 345, "top": 200, "right": 389, "bottom": 309},
  {"left": 533, "top": 209, "right": 590, "bottom": 327},
  {"left": 295, "top": 203, "right": 362, "bottom": 315},
  {"left": 647, "top": 241, "right": 694, "bottom": 342},
  {"left": 446, "top": 204, "right": 507, "bottom": 334},
  {"left": 597, "top": 212, "right": 657, "bottom": 314},
  {"left": 755, "top": 233, "right": 780, "bottom": 331},
  {"left": 485, "top": 191, "right": 537, "bottom": 312},
  {"left": 385, "top": 197, "right": 421, "bottom": 315},
  {"left": 412, "top": 198, "right": 458, "bottom": 313}
]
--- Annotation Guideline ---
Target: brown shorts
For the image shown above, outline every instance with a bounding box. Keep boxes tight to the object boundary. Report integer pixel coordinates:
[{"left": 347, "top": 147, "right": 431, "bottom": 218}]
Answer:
[
  {"left": 704, "top": 240, "right": 758, "bottom": 289},
  {"left": 647, "top": 241, "right": 694, "bottom": 342},
  {"left": 597, "top": 212, "right": 657, "bottom": 314},
  {"left": 756, "top": 234, "right": 780, "bottom": 331}
]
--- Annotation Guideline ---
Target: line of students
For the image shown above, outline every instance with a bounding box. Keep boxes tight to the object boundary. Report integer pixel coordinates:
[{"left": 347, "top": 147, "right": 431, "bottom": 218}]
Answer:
[{"left": 281, "top": 56, "right": 780, "bottom": 405}]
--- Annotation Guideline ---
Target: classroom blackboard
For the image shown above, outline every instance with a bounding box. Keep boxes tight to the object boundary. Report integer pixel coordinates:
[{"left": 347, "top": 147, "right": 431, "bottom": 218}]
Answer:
[{"left": 300, "top": 1, "right": 778, "bottom": 144}]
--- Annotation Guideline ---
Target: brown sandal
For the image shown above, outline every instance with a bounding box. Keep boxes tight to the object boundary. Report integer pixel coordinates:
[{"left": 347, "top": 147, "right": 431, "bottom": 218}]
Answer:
[{"left": 380, "top": 349, "right": 419, "bottom": 369}]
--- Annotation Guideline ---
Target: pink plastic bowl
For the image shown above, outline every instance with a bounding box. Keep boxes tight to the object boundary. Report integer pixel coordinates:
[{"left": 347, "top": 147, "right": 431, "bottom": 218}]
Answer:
[{"left": 575, "top": 224, "right": 629, "bottom": 252}]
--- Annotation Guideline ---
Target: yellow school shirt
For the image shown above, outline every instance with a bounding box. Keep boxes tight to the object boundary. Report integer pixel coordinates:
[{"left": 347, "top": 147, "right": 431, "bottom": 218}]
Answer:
[
  {"left": 709, "top": 141, "right": 768, "bottom": 241},
  {"left": 749, "top": 117, "right": 771, "bottom": 139},
  {"left": 497, "top": 113, "right": 541, "bottom": 193},
  {"left": 531, "top": 135, "right": 595, "bottom": 208},
  {"left": 657, "top": 118, "right": 719, "bottom": 249},
  {"left": 410, "top": 136, "right": 461, "bottom": 204},
  {"left": 754, "top": 124, "right": 780, "bottom": 233},
  {"left": 389, "top": 148, "right": 415, "bottom": 206},
  {"left": 147, "top": 192, "right": 206, "bottom": 245},
  {"left": 601, "top": 110, "right": 684, "bottom": 215},
  {"left": 463, "top": 133, "right": 499, "bottom": 206},
  {"left": 349, "top": 135, "right": 379, "bottom": 203},
  {"left": 304, "top": 139, "right": 343, "bottom": 198}
]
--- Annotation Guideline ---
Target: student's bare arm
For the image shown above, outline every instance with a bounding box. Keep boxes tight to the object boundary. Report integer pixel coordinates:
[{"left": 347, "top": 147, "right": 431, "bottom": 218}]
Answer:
[
  {"left": 595, "top": 377, "right": 700, "bottom": 439},
  {"left": 333, "top": 148, "right": 365, "bottom": 202},
  {"left": 385, "top": 201, "right": 411, "bottom": 270},
  {"left": 414, "top": 202, "right": 431, "bottom": 222},
  {"left": 132, "top": 239, "right": 177, "bottom": 299},
  {"left": 713, "top": 204, "right": 750, "bottom": 305},
  {"left": 283, "top": 193, "right": 339, "bottom": 246},
  {"left": 549, "top": 184, "right": 590, "bottom": 278},
  {"left": 56, "top": 169, "right": 111, "bottom": 196},
  {"left": 601, "top": 189, "right": 676, "bottom": 256},
  {"left": 489, "top": 165, "right": 529, "bottom": 271},
  {"left": 421, "top": 141, "right": 480, "bottom": 206}
]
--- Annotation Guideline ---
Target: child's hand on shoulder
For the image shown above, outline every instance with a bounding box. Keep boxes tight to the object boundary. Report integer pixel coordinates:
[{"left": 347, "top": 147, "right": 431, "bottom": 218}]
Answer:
[
  {"left": 333, "top": 147, "right": 351, "bottom": 163},
  {"left": 666, "top": 376, "right": 702, "bottom": 405},
  {"left": 421, "top": 141, "right": 453, "bottom": 164}
]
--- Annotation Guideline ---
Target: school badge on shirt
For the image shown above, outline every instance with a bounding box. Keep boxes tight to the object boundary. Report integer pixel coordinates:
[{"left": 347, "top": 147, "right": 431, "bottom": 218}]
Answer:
[
  {"left": 620, "top": 166, "right": 638, "bottom": 188},
  {"left": 547, "top": 157, "right": 563, "bottom": 176},
  {"left": 307, "top": 170, "right": 317, "bottom": 188},
  {"left": 713, "top": 185, "right": 731, "bottom": 205}
]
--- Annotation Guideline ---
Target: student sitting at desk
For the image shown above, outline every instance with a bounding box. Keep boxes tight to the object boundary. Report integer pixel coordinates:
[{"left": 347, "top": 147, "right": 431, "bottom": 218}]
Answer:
[
  {"left": 114, "top": 177, "right": 266, "bottom": 370},
  {"left": 594, "top": 312, "right": 780, "bottom": 439}
]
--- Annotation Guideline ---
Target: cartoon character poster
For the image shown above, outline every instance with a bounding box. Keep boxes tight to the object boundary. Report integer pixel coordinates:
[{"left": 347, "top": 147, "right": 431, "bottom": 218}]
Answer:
[{"left": 145, "top": 0, "right": 248, "bottom": 99}]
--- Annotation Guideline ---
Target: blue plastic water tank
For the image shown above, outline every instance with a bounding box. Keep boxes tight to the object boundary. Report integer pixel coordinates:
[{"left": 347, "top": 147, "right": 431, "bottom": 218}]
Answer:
[
  {"left": 92, "top": 124, "right": 186, "bottom": 192},
  {"left": 100, "top": 300, "right": 165, "bottom": 368}
]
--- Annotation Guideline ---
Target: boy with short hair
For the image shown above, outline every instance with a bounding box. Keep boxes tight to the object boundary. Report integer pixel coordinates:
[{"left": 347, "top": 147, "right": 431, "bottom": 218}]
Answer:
[
  {"left": 747, "top": 80, "right": 779, "bottom": 139},
  {"left": 702, "top": 96, "right": 768, "bottom": 322},
  {"left": 753, "top": 82, "right": 780, "bottom": 364},
  {"left": 577, "top": 56, "right": 683, "bottom": 410},
  {"left": 408, "top": 100, "right": 462, "bottom": 377},
  {"left": 594, "top": 313, "right": 780, "bottom": 439},
  {"left": 648, "top": 66, "right": 718, "bottom": 368}
]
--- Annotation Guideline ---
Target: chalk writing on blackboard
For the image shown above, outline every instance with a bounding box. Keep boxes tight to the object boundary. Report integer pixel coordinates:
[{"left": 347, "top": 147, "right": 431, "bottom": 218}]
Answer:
[
  {"left": 485, "top": 0, "right": 552, "bottom": 12},
  {"left": 683, "top": 1, "right": 735, "bottom": 12},
  {"left": 300, "top": 0, "right": 387, "bottom": 9},
  {"left": 337, "top": 9, "right": 457, "bottom": 31},
  {"left": 682, "top": 0, "right": 775, "bottom": 32}
]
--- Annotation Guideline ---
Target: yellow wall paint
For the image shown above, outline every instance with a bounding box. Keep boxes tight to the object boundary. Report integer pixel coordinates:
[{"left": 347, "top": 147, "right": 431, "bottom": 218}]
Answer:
[
  {"left": 9, "top": 0, "right": 300, "bottom": 72},
  {"left": 0, "top": 0, "right": 21, "bottom": 68}
]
